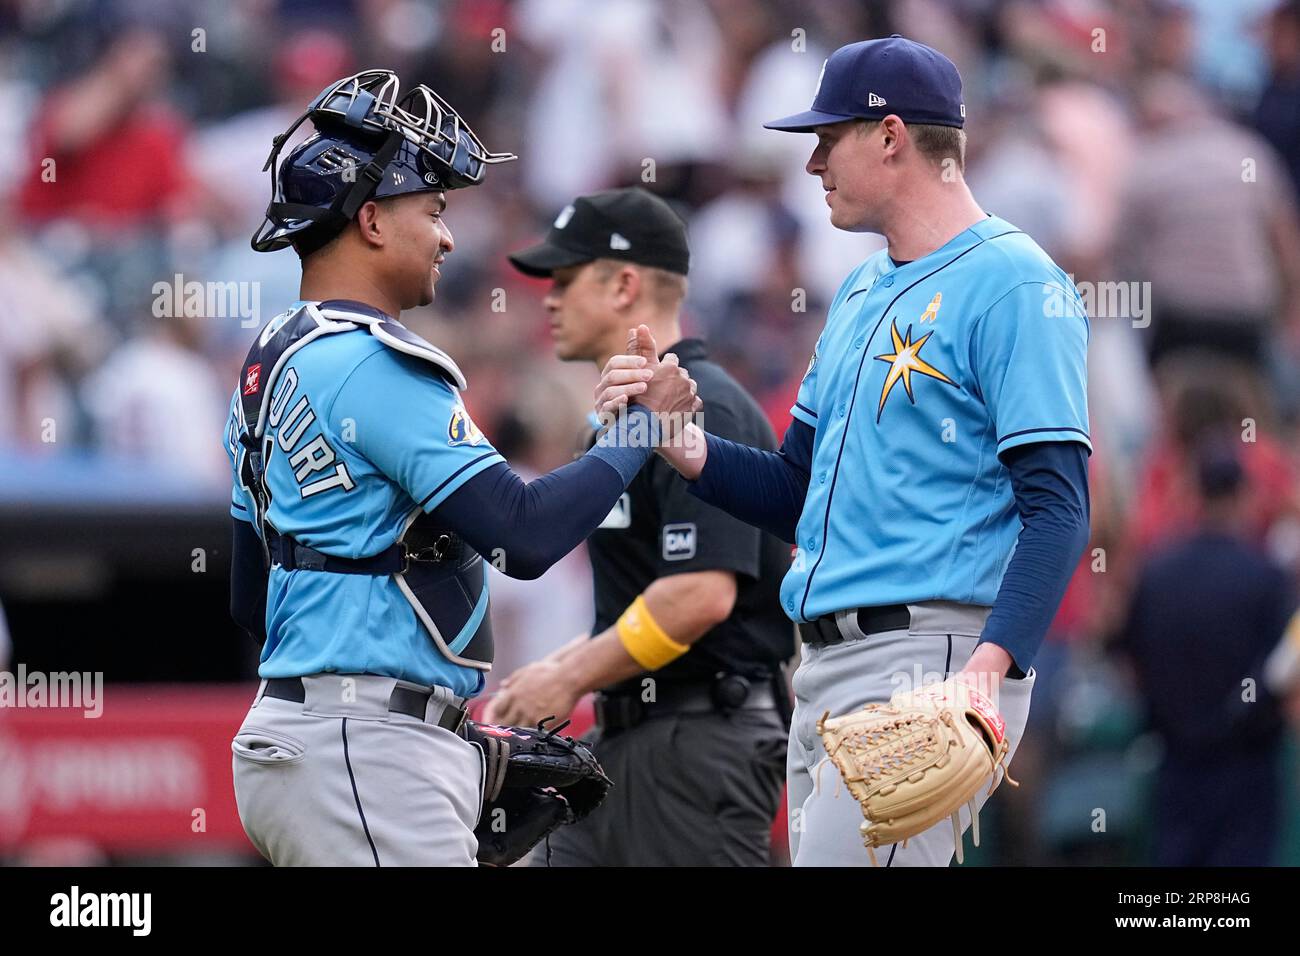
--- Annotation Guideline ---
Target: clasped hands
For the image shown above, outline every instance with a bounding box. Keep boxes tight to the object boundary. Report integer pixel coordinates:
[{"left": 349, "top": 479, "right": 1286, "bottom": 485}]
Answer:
[{"left": 594, "top": 324, "right": 706, "bottom": 473}]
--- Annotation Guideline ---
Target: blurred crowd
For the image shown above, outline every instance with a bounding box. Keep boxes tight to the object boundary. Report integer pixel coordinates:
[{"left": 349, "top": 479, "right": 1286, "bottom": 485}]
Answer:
[{"left": 3, "top": 0, "right": 1300, "bottom": 864}]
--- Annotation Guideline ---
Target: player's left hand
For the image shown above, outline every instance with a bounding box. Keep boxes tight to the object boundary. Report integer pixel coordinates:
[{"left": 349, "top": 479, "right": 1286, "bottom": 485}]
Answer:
[
  {"left": 956, "top": 642, "right": 1015, "bottom": 704},
  {"left": 818, "top": 676, "right": 1017, "bottom": 865},
  {"left": 484, "top": 660, "right": 581, "bottom": 727}
]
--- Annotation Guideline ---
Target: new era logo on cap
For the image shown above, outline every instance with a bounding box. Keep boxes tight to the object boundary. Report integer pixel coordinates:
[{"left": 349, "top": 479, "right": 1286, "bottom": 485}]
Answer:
[
  {"left": 610, "top": 232, "right": 631, "bottom": 250},
  {"left": 554, "top": 204, "right": 576, "bottom": 229},
  {"left": 764, "top": 35, "right": 966, "bottom": 132}
]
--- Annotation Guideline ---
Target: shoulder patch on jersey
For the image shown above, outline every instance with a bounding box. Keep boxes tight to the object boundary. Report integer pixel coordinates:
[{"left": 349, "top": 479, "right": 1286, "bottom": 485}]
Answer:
[
  {"left": 804, "top": 345, "right": 819, "bottom": 380},
  {"left": 448, "top": 406, "right": 485, "bottom": 447},
  {"left": 243, "top": 363, "right": 262, "bottom": 396}
]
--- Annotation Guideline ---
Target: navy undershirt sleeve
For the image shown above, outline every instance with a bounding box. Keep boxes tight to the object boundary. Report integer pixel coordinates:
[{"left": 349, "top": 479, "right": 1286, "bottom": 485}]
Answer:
[
  {"left": 686, "top": 418, "right": 813, "bottom": 543},
  {"left": 980, "top": 441, "right": 1091, "bottom": 676},
  {"left": 432, "top": 406, "right": 658, "bottom": 580},
  {"left": 230, "top": 517, "right": 268, "bottom": 644}
]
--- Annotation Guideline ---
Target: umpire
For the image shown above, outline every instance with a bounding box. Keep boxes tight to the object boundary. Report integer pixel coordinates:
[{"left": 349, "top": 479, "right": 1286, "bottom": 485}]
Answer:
[{"left": 487, "top": 188, "right": 795, "bottom": 866}]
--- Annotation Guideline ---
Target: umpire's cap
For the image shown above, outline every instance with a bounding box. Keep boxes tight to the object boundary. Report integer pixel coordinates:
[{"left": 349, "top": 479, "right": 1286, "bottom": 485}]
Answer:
[
  {"left": 764, "top": 35, "right": 965, "bottom": 132},
  {"left": 508, "top": 188, "right": 690, "bottom": 278}
]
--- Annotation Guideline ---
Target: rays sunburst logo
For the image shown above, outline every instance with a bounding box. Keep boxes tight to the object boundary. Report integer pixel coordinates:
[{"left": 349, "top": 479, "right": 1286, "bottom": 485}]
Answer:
[{"left": 873, "top": 318, "right": 958, "bottom": 421}]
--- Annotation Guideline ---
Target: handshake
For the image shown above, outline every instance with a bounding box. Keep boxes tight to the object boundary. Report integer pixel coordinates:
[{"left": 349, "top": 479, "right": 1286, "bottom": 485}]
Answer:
[{"left": 593, "top": 324, "right": 707, "bottom": 471}]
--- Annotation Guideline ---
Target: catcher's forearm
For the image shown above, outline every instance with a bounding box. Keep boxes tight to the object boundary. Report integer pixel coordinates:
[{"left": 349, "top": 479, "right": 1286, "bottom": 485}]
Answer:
[{"left": 431, "top": 406, "right": 659, "bottom": 581}]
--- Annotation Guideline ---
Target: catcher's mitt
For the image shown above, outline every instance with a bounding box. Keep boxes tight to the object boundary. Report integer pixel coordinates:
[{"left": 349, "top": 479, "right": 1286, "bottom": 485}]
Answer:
[
  {"left": 817, "top": 677, "right": 1017, "bottom": 866},
  {"left": 462, "top": 716, "right": 611, "bottom": 866}
]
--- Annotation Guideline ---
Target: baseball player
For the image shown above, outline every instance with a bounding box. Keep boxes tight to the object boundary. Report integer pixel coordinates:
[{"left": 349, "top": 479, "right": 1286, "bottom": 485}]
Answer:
[
  {"left": 599, "top": 36, "right": 1092, "bottom": 866},
  {"left": 224, "top": 70, "right": 699, "bottom": 866},
  {"left": 486, "top": 187, "right": 795, "bottom": 866}
]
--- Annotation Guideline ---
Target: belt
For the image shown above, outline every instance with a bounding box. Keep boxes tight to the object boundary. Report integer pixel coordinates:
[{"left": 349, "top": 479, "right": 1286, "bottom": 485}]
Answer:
[
  {"left": 267, "top": 531, "right": 459, "bottom": 575},
  {"left": 261, "top": 677, "right": 467, "bottom": 732},
  {"left": 798, "top": 604, "right": 912, "bottom": 647},
  {"left": 594, "top": 677, "right": 777, "bottom": 733}
]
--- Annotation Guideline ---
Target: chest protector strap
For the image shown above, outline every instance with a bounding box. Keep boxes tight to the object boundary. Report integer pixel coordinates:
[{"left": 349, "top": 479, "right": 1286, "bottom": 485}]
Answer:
[{"left": 236, "top": 302, "right": 493, "bottom": 671}]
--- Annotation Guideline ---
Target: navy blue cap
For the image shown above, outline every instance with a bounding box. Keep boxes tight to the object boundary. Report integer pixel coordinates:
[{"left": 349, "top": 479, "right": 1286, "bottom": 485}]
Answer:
[{"left": 765, "top": 35, "right": 965, "bottom": 132}]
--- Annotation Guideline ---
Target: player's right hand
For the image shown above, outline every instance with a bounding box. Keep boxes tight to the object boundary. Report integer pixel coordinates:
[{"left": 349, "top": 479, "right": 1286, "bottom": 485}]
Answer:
[
  {"left": 594, "top": 353, "right": 654, "bottom": 414},
  {"left": 594, "top": 326, "right": 708, "bottom": 477},
  {"left": 594, "top": 324, "right": 702, "bottom": 419}
]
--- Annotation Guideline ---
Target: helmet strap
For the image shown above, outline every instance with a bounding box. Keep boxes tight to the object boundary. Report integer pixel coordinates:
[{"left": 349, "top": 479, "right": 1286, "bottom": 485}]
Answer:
[
  {"left": 335, "top": 129, "right": 405, "bottom": 221},
  {"left": 266, "top": 129, "right": 406, "bottom": 256}
]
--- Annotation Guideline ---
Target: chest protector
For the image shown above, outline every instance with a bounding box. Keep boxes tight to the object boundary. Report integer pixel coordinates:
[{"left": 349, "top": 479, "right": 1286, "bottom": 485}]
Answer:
[{"left": 236, "top": 302, "right": 493, "bottom": 671}]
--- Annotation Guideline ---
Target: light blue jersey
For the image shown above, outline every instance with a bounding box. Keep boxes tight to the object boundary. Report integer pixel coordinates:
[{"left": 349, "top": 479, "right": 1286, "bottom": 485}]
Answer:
[
  {"left": 224, "top": 302, "right": 503, "bottom": 697},
  {"left": 783, "top": 214, "right": 1090, "bottom": 621}
]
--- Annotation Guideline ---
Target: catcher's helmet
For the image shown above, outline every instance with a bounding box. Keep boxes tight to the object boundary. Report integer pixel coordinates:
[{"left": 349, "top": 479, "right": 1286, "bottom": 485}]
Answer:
[{"left": 252, "top": 69, "right": 516, "bottom": 254}]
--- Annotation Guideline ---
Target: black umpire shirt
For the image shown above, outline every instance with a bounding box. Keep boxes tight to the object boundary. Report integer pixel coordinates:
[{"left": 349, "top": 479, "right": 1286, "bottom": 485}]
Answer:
[{"left": 585, "top": 338, "right": 795, "bottom": 693}]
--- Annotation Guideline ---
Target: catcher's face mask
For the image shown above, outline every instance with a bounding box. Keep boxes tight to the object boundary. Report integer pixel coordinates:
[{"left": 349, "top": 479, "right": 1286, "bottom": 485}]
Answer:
[{"left": 252, "top": 69, "right": 516, "bottom": 253}]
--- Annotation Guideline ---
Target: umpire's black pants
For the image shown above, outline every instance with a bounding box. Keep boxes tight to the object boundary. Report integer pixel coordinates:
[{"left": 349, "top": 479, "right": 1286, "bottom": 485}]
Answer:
[{"left": 536, "top": 708, "right": 788, "bottom": 866}]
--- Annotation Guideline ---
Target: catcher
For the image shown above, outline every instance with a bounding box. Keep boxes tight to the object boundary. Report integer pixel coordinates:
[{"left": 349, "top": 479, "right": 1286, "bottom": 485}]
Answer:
[
  {"left": 225, "top": 70, "right": 697, "bottom": 866},
  {"left": 597, "top": 37, "right": 1090, "bottom": 866}
]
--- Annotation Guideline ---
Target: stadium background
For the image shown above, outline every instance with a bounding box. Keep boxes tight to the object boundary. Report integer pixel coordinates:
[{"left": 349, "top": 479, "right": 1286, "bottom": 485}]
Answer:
[{"left": 1, "top": 0, "right": 1299, "bottom": 865}]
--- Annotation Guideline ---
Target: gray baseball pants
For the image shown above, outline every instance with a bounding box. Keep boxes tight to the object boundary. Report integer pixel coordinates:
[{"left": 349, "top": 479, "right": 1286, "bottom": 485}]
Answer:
[
  {"left": 231, "top": 673, "right": 483, "bottom": 866},
  {"left": 787, "top": 602, "right": 1036, "bottom": 867}
]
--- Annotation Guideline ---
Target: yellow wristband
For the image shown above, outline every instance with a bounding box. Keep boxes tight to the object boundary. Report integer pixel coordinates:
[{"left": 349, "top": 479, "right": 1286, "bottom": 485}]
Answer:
[{"left": 616, "top": 595, "right": 689, "bottom": 671}]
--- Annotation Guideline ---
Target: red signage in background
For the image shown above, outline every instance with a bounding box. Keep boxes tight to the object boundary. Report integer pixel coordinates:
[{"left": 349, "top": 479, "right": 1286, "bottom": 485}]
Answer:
[
  {"left": 0, "top": 687, "right": 789, "bottom": 864},
  {"left": 0, "top": 686, "right": 595, "bottom": 859},
  {"left": 0, "top": 685, "right": 256, "bottom": 857}
]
